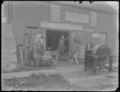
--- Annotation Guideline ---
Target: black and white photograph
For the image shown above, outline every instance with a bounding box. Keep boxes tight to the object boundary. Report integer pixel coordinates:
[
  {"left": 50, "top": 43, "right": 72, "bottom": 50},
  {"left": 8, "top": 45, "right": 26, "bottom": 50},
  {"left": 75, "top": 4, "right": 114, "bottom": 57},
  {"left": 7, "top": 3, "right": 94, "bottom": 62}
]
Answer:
[{"left": 1, "top": 1, "right": 118, "bottom": 91}]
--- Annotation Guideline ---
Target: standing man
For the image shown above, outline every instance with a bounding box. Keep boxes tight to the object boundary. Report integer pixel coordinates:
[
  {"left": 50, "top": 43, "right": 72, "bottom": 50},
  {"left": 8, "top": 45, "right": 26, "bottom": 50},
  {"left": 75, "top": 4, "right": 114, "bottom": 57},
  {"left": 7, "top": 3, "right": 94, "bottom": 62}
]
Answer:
[
  {"left": 34, "top": 35, "right": 45, "bottom": 66},
  {"left": 84, "top": 37, "right": 94, "bottom": 70},
  {"left": 58, "top": 35, "right": 65, "bottom": 56},
  {"left": 34, "top": 37, "right": 41, "bottom": 66}
]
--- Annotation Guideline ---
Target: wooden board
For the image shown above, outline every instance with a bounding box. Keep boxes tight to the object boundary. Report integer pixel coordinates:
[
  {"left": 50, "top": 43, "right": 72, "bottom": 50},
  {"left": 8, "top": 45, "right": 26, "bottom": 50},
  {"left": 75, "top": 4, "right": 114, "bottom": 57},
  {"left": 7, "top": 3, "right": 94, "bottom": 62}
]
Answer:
[{"left": 2, "top": 24, "right": 17, "bottom": 68}]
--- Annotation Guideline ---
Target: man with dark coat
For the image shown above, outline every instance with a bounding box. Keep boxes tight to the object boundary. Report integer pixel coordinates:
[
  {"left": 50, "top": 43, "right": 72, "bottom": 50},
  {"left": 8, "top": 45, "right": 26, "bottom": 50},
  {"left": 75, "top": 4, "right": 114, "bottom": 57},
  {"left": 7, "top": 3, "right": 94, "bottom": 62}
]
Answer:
[
  {"left": 84, "top": 37, "right": 94, "bottom": 71},
  {"left": 58, "top": 36, "right": 65, "bottom": 56}
]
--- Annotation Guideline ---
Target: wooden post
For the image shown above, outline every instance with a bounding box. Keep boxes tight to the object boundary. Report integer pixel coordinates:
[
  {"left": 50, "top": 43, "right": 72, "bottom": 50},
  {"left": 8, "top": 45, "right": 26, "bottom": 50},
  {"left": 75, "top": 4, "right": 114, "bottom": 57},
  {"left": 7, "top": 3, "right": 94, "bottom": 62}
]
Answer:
[
  {"left": 93, "top": 56, "right": 97, "bottom": 74},
  {"left": 109, "top": 55, "right": 112, "bottom": 72},
  {"left": 19, "top": 44, "right": 24, "bottom": 66},
  {"left": 24, "top": 33, "right": 29, "bottom": 65}
]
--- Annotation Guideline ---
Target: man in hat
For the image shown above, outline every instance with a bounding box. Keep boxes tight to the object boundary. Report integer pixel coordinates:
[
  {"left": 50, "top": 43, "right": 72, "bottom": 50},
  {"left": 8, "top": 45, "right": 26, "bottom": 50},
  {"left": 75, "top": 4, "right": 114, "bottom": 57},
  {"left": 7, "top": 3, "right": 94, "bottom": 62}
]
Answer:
[
  {"left": 58, "top": 35, "right": 65, "bottom": 56},
  {"left": 34, "top": 35, "right": 45, "bottom": 66}
]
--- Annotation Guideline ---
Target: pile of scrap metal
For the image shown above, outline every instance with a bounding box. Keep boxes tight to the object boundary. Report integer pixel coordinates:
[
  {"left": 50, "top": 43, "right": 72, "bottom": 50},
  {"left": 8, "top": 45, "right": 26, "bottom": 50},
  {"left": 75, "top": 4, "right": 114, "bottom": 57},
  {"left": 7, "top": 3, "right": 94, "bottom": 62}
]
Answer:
[{"left": 84, "top": 44, "right": 112, "bottom": 74}]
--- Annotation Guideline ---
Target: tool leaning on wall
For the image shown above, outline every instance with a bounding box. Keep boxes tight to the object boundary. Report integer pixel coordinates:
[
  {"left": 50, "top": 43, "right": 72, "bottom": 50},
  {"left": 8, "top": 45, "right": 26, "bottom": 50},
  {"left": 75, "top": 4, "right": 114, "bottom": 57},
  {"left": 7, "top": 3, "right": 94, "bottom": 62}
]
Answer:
[
  {"left": 22, "top": 27, "right": 53, "bottom": 67},
  {"left": 24, "top": 29, "right": 35, "bottom": 66}
]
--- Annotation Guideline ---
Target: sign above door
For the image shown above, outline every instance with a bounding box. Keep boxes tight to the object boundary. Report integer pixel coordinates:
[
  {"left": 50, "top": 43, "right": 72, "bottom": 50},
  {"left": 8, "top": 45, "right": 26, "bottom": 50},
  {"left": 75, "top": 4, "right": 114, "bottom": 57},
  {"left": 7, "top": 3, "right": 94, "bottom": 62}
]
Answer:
[{"left": 40, "top": 21, "right": 82, "bottom": 31}]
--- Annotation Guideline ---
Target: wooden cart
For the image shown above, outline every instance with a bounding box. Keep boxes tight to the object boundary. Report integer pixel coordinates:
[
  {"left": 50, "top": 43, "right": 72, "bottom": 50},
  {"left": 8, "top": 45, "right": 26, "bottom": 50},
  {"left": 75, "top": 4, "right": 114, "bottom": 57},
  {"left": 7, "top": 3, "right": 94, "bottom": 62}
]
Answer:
[{"left": 84, "top": 44, "right": 112, "bottom": 74}]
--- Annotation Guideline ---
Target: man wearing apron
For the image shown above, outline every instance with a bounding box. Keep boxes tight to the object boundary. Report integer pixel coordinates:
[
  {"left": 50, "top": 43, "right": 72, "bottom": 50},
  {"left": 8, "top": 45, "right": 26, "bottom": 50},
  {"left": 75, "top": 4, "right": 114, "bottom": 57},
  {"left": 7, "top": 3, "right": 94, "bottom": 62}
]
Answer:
[{"left": 34, "top": 36, "right": 45, "bottom": 66}]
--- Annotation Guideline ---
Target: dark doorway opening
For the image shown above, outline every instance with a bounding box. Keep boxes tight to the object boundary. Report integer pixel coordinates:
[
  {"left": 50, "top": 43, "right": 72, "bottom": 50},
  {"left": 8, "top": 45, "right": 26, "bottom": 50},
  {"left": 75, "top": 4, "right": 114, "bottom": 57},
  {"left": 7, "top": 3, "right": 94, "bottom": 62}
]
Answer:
[{"left": 46, "top": 30, "right": 69, "bottom": 53}]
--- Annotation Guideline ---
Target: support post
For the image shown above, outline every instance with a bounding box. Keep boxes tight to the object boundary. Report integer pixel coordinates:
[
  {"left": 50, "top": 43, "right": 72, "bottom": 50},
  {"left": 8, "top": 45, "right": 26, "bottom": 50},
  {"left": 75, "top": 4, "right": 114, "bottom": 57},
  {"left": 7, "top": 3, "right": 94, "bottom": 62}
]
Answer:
[{"left": 109, "top": 55, "right": 112, "bottom": 72}]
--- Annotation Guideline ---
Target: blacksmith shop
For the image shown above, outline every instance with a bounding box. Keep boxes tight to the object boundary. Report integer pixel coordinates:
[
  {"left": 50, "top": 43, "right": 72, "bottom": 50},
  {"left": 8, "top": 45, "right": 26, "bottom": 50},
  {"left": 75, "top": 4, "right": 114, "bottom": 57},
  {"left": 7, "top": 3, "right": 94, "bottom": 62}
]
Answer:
[{"left": 2, "top": 1, "right": 117, "bottom": 67}]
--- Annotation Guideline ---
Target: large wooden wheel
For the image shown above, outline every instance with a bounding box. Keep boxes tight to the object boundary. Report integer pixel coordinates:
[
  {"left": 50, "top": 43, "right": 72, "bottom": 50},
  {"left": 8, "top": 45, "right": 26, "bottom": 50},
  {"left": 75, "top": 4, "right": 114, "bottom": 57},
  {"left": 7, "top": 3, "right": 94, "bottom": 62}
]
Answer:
[
  {"left": 95, "top": 45, "right": 112, "bottom": 72},
  {"left": 84, "top": 44, "right": 112, "bottom": 74}
]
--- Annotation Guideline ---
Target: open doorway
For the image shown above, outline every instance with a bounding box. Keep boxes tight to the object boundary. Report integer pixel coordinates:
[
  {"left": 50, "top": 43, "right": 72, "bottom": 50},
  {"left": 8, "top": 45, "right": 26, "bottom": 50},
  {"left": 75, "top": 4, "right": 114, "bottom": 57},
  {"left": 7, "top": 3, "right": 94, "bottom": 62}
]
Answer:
[{"left": 46, "top": 30, "right": 69, "bottom": 54}]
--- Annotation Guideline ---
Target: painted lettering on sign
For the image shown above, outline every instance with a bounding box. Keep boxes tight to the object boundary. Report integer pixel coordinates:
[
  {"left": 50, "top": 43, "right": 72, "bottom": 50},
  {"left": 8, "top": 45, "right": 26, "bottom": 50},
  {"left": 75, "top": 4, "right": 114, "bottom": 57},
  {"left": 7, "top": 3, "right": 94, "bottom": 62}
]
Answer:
[
  {"left": 40, "top": 21, "right": 83, "bottom": 31},
  {"left": 93, "top": 34, "right": 101, "bottom": 38},
  {"left": 65, "top": 12, "right": 89, "bottom": 23}
]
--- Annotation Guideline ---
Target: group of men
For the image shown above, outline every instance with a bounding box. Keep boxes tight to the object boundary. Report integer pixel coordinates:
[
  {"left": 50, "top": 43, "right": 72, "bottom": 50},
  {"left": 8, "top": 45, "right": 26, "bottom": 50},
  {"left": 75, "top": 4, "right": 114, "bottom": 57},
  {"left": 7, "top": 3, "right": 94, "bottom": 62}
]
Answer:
[
  {"left": 34, "top": 34, "right": 102, "bottom": 65},
  {"left": 58, "top": 35, "right": 95, "bottom": 64}
]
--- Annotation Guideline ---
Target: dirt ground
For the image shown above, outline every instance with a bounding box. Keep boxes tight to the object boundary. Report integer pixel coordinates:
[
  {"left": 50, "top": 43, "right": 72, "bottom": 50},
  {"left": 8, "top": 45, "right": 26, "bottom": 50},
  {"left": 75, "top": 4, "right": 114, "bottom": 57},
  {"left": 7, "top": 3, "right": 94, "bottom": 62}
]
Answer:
[{"left": 2, "top": 63, "right": 118, "bottom": 91}]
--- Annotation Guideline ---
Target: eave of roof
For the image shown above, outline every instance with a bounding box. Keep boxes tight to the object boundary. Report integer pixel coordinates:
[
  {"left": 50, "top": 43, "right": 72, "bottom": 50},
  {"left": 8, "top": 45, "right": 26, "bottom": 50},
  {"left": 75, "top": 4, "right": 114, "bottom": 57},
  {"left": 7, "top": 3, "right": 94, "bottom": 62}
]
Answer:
[
  {"left": 10, "top": 1, "right": 117, "bottom": 14},
  {"left": 50, "top": 1, "right": 117, "bottom": 14}
]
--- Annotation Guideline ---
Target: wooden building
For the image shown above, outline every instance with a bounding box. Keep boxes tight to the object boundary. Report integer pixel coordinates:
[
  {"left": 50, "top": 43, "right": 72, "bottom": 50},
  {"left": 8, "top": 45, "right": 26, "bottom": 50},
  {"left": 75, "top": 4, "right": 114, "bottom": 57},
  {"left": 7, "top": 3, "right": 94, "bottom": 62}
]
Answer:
[{"left": 2, "top": 1, "right": 118, "bottom": 63}]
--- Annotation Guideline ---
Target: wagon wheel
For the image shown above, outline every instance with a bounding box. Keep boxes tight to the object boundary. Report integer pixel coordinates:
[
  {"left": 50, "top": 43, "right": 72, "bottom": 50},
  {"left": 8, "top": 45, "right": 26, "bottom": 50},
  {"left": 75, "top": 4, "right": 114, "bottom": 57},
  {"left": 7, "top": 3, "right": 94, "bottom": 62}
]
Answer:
[{"left": 95, "top": 45, "right": 112, "bottom": 72}]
